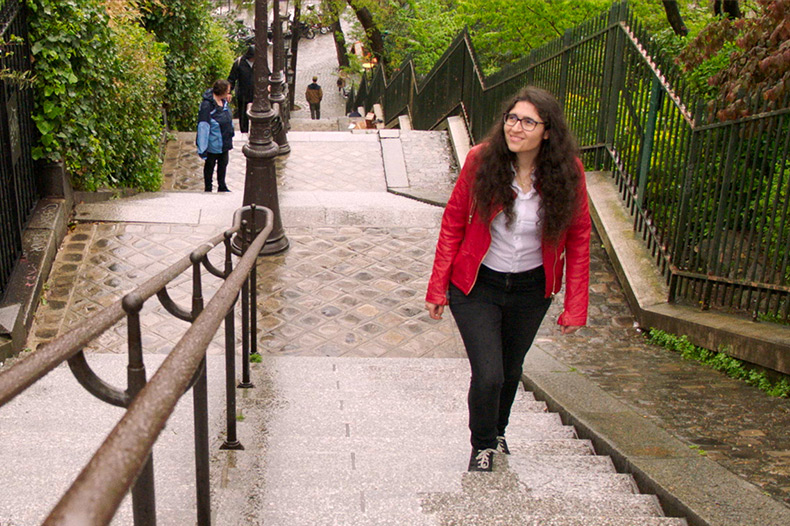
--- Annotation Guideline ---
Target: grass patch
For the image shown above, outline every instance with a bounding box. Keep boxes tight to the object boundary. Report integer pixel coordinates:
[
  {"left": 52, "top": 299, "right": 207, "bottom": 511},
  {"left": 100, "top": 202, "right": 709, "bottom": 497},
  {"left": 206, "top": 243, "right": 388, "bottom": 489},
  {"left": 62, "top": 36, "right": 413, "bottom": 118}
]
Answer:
[
  {"left": 250, "top": 353, "right": 262, "bottom": 363},
  {"left": 646, "top": 329, "right": 790, "bottom": 398}
]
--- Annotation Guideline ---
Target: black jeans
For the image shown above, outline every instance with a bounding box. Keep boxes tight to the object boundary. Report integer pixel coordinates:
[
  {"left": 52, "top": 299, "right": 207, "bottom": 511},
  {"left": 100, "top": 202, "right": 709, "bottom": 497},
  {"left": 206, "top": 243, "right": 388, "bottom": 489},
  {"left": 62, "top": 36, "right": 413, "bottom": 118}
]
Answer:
[
  {"left": 203, "top": 151, "right": 229, "bottom": 191},
  {"left": 237, "top": 98, "right": 251, "bottom": 133},
  {"left": 449, "top": 265, "right": 551, "bottom": 450}
]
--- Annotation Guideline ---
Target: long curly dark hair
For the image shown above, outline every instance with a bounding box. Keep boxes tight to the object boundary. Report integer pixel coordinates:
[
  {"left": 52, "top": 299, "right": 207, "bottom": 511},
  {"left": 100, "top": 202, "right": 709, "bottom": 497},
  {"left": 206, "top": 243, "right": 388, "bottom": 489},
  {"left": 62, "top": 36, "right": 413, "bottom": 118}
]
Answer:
[{"left": 473, "top": 86, "right": 580, "bottom": 242}]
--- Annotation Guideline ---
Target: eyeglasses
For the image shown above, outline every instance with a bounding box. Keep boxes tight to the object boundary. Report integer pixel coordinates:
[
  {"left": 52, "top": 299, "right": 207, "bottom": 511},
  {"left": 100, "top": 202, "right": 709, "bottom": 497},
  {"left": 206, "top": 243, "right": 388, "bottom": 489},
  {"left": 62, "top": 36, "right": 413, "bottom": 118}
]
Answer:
[{"left": 503, "top": 113, "right": 545, "bottom": 132}]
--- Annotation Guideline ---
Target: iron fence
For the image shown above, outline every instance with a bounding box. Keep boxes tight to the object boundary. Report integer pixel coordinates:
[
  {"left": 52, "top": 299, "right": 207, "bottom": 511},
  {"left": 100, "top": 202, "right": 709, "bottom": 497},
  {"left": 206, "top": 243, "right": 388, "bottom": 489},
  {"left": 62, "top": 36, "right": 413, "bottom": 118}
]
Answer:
[
  {"left": 355, "top": 1, "right": 790, "bottom": 322},
  {"left": 0, "top": 0, "right": 38, "bottom": 298},
  {"left": 0, "top": 205, "right": 273, "bottom": 525}
]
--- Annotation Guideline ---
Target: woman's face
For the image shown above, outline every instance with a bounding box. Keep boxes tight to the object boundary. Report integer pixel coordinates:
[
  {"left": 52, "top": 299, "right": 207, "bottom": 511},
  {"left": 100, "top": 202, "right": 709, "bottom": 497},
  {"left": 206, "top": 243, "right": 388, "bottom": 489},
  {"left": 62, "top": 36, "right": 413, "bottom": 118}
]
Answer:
[{"left": 503, "top": 101, "right": 548, "bottom": 156}]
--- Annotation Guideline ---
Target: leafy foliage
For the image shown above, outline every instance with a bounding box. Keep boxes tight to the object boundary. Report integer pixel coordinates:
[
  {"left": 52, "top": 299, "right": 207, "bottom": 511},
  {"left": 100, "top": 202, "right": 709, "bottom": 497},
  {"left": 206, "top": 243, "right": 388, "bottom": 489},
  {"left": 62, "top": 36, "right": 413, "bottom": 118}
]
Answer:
[
  {"left": 383, "top": 0, "right": 464, "bottom": 74},
  {"left": 377, "top": 1, "right": 717, "bottom": 76},
  {"left": 677, "top": 0, "right": 790, "bottom": 119},
  {"left": 457, "top": 0, "right": 610, "bottom": 75},
  {"left": 27, "top": 0, "right": 166, "bottom": 191},
  {"left": 140, "top": 0, "right": 234, "bottom": 131}
]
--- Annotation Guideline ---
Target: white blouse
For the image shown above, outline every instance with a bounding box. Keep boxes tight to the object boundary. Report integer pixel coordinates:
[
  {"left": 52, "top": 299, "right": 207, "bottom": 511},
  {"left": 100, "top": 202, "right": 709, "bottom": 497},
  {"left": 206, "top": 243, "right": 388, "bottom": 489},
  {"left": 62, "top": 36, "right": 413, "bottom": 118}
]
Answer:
[{"left": 481, "top": 175, "right": 543, "bottom": 273}]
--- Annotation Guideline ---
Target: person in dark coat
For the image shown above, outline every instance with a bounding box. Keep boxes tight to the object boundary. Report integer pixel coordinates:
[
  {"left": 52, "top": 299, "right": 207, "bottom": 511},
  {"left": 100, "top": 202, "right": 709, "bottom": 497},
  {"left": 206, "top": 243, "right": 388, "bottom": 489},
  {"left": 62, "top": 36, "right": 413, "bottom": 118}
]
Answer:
[
  {"left": 305, "top": 76, "right": 323, "bottom": 120},
  {"left": 228, "top": 45, "right": 256, "bottom": 133},
  {"left": 196, "top": 79, "right": 234, "bottom": 192}
]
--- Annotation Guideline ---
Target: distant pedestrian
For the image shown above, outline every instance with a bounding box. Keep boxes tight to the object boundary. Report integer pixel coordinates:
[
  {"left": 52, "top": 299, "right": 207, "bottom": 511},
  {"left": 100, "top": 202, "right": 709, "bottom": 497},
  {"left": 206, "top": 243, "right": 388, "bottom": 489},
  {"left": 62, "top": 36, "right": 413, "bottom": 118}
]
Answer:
[
  {"left": 336, "top": 75, "right": 345, "bottom": 92},
  {"left": 425, "top": 86, "right": 591, "bottom": 472},
  {"left": 305, "top": 76, "right": 323, "bottom": 120},
  {"left": 228, "top": 45, "right": 256, "bottom": 134},
  {"left": 196, "top": 79, "right": 234, "bottom": 192}
]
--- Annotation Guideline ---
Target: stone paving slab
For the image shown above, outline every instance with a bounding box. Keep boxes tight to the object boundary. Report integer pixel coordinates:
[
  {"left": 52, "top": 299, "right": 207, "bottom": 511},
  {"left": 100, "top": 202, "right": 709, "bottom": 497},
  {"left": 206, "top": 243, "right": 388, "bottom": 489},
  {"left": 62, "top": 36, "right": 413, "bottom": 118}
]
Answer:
[{"left": 279, "top": 395, "right": 548, "bottom": 415}]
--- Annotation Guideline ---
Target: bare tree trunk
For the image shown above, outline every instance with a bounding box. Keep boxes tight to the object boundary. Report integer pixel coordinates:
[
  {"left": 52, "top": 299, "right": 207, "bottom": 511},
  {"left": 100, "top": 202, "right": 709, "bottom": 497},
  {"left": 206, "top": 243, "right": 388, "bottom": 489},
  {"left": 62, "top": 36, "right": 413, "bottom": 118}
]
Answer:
[
  {"left": 662, "top": 0, "right": 688, "bottom": 36},
  {"left": 324, "top": 1, "right": 349, "bottom": 68},
  {"left": 346, "top": 0, "right": 385, "bottom": 64},
  {"left": 332, "top": 21, "right": 350, "bottom": 68},
  {"left": 714, "top": 0, "right": 742, "bottom": 19}
]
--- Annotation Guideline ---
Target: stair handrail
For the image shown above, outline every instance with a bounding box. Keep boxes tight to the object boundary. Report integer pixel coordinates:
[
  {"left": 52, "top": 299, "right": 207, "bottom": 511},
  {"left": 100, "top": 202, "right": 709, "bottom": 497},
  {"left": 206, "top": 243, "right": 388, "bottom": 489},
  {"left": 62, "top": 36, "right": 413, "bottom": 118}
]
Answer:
[{"left": 0, "top": 204, "right": 273, "bottom": 526}]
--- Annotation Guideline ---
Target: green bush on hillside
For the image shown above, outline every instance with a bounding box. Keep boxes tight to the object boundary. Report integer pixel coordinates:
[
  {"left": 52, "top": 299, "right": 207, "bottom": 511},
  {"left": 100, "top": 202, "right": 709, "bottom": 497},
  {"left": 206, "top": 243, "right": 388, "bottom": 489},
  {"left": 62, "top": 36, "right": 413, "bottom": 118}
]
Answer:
[
  {"left": 141, "top": 0, "right": 233, "bottom": 131},
  {"left": 27, "top": 0, "right": 166, "bottom": 191}
]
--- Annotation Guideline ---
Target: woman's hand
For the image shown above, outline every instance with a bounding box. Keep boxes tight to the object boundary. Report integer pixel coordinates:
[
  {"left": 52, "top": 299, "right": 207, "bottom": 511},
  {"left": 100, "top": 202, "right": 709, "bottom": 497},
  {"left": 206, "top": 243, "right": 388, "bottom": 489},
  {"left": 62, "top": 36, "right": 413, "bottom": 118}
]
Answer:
[
  {"left": 426, "top": 302, "right": 445, "bottom": 320},
  {"left": 560, "top": 325, "right": 582, "bottom": 335}
]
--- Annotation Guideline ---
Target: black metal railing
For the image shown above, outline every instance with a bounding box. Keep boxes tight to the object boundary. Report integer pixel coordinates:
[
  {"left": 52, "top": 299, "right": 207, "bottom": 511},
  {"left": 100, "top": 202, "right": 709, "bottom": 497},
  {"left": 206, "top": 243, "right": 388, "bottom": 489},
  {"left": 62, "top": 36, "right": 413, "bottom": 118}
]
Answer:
[
  {"left": 0, "top": 0, "right": 38, "bottom": 297},
  {"left": 354, "top": 1, "right": 790, "bottom": 322},
  {"left": 0, "top": 205, "right": 273, "bottom": 525}
]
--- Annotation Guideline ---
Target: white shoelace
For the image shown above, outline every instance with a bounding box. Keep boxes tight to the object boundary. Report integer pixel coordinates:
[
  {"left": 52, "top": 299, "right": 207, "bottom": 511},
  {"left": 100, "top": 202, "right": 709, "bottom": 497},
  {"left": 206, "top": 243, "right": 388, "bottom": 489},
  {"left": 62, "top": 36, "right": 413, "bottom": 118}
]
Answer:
[{"left": 475, "top": 448, "right": 495, "bottom": 469}]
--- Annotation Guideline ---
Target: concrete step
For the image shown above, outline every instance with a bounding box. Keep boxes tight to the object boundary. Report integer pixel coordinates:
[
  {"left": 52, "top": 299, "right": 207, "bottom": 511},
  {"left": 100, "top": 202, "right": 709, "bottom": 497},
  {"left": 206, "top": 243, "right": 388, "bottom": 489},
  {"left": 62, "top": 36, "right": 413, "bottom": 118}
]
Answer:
[
  {"left": 263, "top": 394, "right": 547, "bottom": 416},
  {"left": 288, "top": 117, "right": 346, "bottom": 131},
  {"left": 257, "top": 488, "right": 666, "bottom": 516},
  {"left": 261, "top": 450, "right": 616, "bottom": 479},
  {"left": 422, "top": 492, "right": 666, "bottom": 518},
  {"left": 256, "top": 503, "right": 687, "bottom": 526},
  {"left": 261, "top": 414, "right": 576, "bottom": 440},
  {"left": 212, "top": 356, "right": 679, "bottom": 526},
  {"left": 254, "top": 435, "right": 596, "bottom": 457},
  {"left": 255, "top": 514, "right": 688, "bottom": 526}
]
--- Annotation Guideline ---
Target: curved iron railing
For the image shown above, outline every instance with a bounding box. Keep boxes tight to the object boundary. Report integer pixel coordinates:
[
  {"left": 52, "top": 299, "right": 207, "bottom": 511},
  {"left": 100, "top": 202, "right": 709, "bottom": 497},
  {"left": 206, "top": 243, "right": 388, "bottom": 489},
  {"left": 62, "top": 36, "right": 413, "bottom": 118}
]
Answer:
[{"left": 0, "top": 204, "right": 273, "bottom": 525}]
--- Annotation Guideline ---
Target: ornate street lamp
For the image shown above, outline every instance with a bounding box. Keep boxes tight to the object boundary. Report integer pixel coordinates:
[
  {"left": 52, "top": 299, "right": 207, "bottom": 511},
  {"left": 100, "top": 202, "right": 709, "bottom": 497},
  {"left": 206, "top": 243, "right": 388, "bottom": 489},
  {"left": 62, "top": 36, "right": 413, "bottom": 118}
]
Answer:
[
  {"left": 238, "top": 0, "right": 289, "bottom": 254},
  {"left": 270, "top": 0, "right": 290, "bottom": 154}
]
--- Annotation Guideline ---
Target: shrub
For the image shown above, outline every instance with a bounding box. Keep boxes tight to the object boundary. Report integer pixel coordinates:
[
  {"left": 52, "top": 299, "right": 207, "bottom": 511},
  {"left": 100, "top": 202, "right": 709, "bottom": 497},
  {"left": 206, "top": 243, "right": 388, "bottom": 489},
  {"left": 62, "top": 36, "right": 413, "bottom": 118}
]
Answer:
[
  {"left": 141, "top": 0, "right": 234, "bottom": 131},
  {"left": 27, "top": 0, "right": 166, "bottom": 191}
]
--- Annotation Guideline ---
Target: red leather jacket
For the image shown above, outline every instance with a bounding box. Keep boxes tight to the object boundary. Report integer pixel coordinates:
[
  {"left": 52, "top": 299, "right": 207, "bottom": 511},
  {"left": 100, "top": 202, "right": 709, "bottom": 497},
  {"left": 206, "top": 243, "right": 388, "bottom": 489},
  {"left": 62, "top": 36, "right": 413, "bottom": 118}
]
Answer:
[{"left": 425, "top": 144, "right": 591, "bottom": 326}]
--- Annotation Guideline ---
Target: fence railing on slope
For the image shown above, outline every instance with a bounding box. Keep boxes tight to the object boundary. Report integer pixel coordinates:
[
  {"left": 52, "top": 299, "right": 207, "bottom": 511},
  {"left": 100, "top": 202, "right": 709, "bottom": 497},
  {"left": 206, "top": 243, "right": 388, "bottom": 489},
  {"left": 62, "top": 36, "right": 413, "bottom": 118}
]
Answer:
[
  {"left": 355, "top": 0, "right": 790, "bottom": 323},
  {"left": 0, "top": 0, "right": 38, "bottom": 298},
  {"left": 0, "top": 205, "right": 273, "bottom": 526}
]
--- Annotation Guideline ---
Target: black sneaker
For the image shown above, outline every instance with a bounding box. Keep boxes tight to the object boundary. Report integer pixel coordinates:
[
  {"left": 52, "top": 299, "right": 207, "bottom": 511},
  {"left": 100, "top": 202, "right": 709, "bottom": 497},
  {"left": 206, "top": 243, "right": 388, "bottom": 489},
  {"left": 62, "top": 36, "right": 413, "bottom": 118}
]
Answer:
[
  {"left": 496, "top": 436, "right": 510, "bottom": 455},
  {"left": 468, "top": 448, "right": 495, "bottom": 472}
]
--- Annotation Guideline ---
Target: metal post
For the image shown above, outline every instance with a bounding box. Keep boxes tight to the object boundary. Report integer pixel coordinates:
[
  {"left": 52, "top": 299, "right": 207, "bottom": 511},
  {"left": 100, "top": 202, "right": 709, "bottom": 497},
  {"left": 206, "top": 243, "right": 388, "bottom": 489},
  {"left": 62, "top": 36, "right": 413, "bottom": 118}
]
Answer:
[
  {"left": 238, "top": 220, "right": 255, "bottom": 389},
  {"left": 270, "top": 0, "right": 290, "bottom": 154},
  {"left": 123, "top": 295, "right": 156, "bottom": 526},
  {"left": 236, "top": 0, "right": 289, "bottom": 255},
  {"left": 636, "top": 77, "right": 664, "bottom": 211},
  {"left": 190, "top": 259, "right": 211, "bottom": 526},
  {"left": 221, "top": 234, "right": 244, "bottom": 449},
  {"left": 193, "top": 358, "right": 211, "bottom": 526}
]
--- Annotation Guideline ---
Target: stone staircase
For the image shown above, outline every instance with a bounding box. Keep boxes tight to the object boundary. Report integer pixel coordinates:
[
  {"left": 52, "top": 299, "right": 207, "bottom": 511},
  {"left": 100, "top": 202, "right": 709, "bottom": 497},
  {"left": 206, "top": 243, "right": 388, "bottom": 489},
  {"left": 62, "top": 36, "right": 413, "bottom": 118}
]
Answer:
[
  {"left": 212, "top": 356, "right": 688, "bottom": 526},
  {"left": 2, "top": 118, "right": 692, "bottom": 525}
]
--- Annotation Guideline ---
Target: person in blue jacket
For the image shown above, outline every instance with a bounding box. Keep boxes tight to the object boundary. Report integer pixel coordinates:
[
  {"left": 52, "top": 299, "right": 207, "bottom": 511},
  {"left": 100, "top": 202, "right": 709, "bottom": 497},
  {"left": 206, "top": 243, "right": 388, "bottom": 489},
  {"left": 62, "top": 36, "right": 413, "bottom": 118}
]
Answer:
[{"left": 196, "top": 79, "right": 234, "bottom": 192}]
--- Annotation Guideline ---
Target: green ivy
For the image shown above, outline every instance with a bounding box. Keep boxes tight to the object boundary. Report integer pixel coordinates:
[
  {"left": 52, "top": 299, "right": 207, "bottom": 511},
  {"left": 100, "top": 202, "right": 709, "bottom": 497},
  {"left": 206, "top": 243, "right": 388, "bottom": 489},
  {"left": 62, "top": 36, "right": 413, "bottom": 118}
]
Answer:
[
  {"left": 141, "top": 0, "right": 233, "bottom": 131},
  {"left": 646, "top": 329, "right": 790, "bottom": 398},
  {"left": 27, "top": 0, "right": 166, "bottom": 191}
]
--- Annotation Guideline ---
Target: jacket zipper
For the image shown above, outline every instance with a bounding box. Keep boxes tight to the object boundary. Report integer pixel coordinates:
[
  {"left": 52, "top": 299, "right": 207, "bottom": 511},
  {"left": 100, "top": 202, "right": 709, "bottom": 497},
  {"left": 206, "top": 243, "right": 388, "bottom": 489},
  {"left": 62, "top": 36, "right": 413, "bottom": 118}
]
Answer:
[{"left": 468, "top": 207, "right": 499, "bottom": 293}]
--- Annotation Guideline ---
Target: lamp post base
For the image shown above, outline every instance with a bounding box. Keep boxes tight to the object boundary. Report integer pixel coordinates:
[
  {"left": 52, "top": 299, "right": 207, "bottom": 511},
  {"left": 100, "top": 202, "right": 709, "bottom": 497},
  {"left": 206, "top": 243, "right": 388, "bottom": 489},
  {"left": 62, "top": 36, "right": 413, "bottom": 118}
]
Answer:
[
  {"left": 261, "top": 234, "right": 290, "bottom": 254},
  {"left": 231, "top": 230, "right": 289, "bottom": 256}
]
